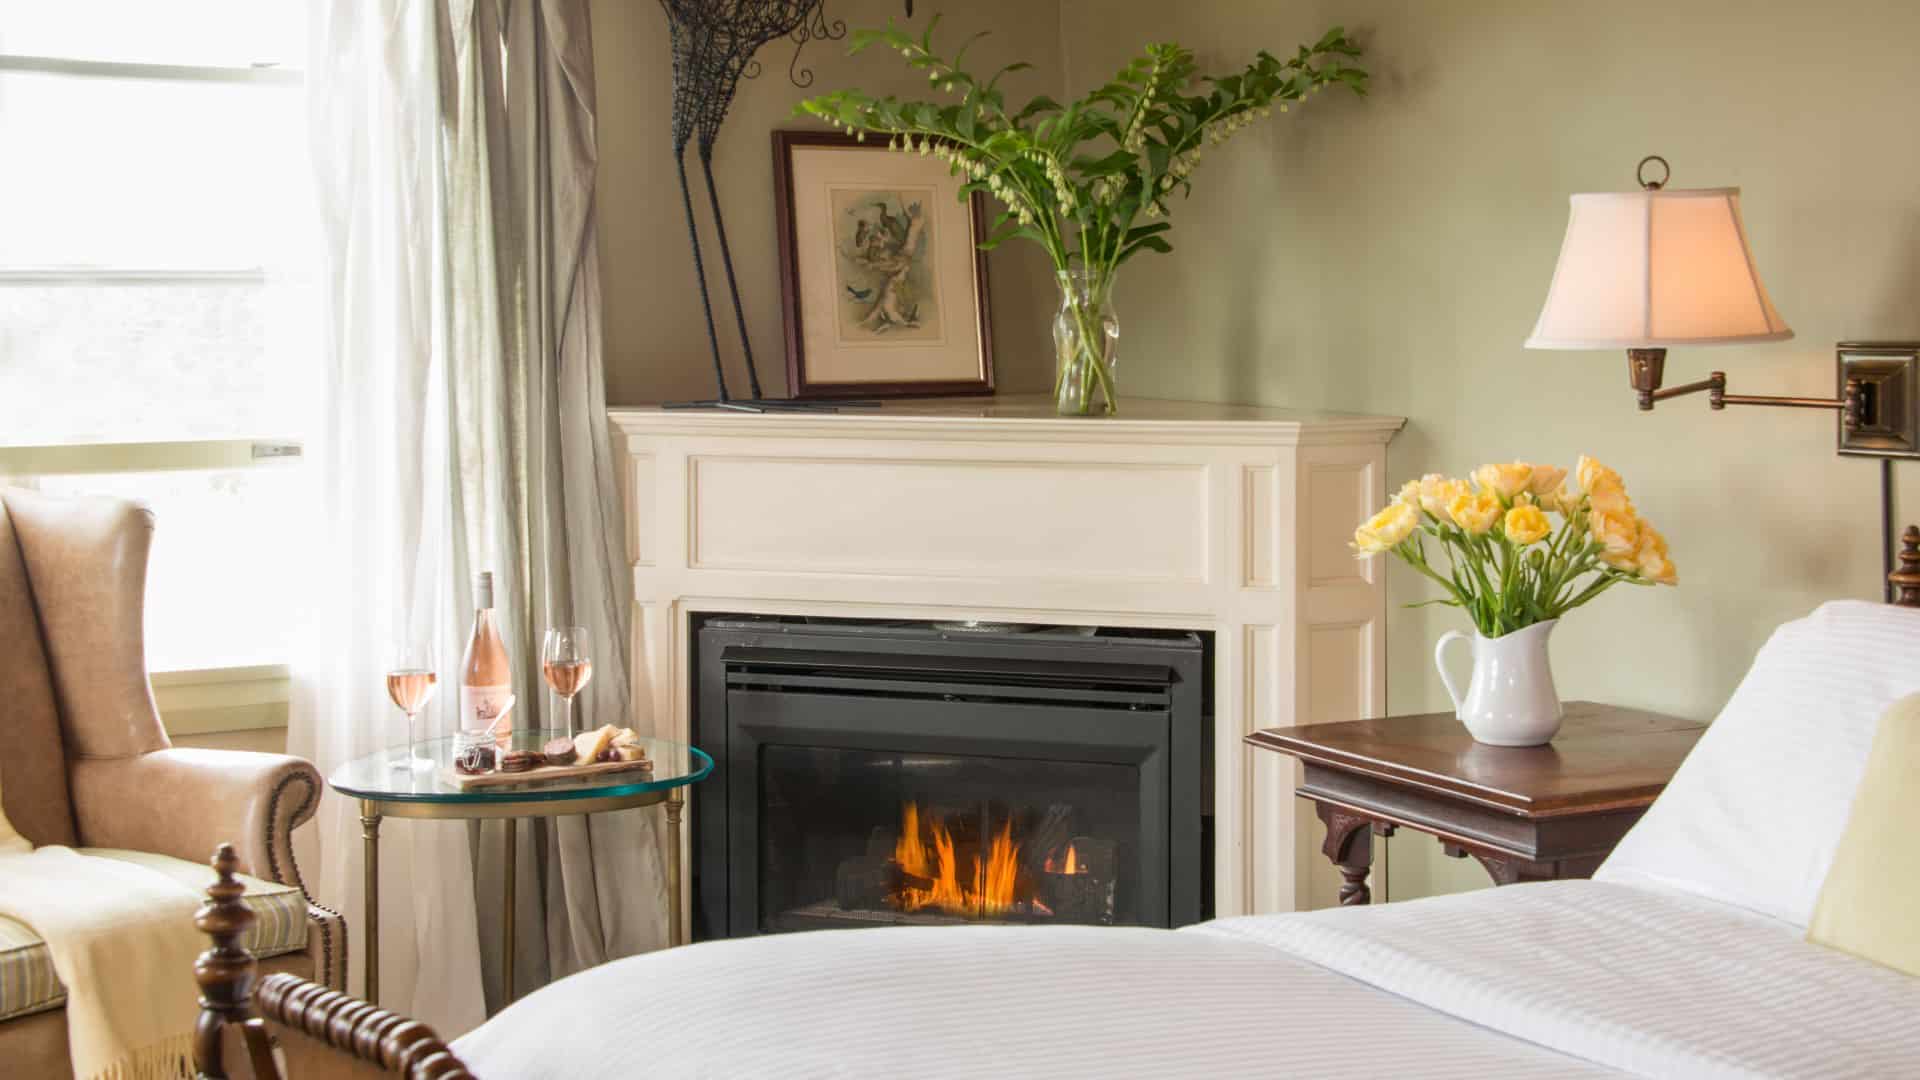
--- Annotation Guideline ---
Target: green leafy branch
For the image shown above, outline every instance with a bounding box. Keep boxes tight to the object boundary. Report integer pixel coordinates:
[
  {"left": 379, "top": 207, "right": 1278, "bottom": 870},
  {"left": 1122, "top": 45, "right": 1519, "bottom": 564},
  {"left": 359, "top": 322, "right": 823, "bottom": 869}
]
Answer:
[{"left": 795, "top": 18, "right": 1367, "bottom": 277}]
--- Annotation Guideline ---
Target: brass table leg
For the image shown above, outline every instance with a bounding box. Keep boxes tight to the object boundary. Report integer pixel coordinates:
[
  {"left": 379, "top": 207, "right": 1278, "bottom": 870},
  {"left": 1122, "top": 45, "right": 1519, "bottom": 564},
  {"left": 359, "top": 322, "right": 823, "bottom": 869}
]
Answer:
[
  {"left": 503, "top": 819, "right": 516, "bottom": 1005},
  {"left": 666, "top": 790, "right": 685, "bottom": 947},
  {"left": 359, "top": 801, "right": 381, "bottom": 1006}
]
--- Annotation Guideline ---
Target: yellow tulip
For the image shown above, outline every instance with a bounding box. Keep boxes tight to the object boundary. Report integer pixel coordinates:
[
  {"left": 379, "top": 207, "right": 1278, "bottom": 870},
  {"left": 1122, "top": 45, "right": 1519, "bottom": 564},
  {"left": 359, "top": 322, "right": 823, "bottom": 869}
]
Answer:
[
  {"left": 1473, "top": 461, "right": 1534, "bottom": 500},
  {"left": 1413, "top": 474, "right": 1468, "bottom": 518},
  {"left": 1576, "top": 455, "right": 1623, "bottom": 494},
  {"left": 1527, "top": 464, "right": 1568, "bottom": 498},
  {"left": 1448, "top": 491, "right": 1502, "bottom": 535},
  {"left": 1504, "top": 504, "right": 1552, "bottom": 545},
  {"left": 1585, "top": 473, "right": 1633, "bottom": 517},
  {"left": 1353, "top": 501, "right": 1420, "bottom": 555},
  {"left": 1394, "top": 478, "right": 1421, "bottom": 506},
  {"left": 1635, "top": 523, "right": 1677, "bottom": 585},
  {"left": 1590, "top": 510, "right": 1640, "bottom": 569}
]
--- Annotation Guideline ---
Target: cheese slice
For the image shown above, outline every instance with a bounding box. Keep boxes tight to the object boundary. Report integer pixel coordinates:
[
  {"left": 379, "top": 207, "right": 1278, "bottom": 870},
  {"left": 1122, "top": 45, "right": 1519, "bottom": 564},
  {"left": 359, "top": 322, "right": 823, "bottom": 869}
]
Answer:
[{"left": 573, "top": 725, "right": 617, "bottom": 763}]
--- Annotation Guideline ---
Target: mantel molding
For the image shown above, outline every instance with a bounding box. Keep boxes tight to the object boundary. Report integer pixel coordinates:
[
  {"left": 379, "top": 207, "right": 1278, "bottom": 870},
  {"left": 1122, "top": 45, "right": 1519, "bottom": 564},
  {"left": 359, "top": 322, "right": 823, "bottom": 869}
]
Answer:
[{"left": 611, "top": 395, "right": 1405, "bottom": 448}]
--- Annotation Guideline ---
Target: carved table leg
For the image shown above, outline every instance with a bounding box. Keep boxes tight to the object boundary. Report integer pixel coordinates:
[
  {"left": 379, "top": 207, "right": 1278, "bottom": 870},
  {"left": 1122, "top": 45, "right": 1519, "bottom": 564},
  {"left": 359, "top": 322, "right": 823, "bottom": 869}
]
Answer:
[
  {"left": 1316, "top": 803, "right": 1376, "bottom": 905},
  {"left": 359, "top": 801, "right": 381, "bottom": 1006}
]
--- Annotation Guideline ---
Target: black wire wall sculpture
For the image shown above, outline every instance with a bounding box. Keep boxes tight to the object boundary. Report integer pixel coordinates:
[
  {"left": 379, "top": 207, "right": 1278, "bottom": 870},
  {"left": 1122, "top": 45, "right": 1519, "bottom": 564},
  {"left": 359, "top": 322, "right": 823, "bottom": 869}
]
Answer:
[{"left": 660, "top": 0, "right": 913, "bottom": 413}]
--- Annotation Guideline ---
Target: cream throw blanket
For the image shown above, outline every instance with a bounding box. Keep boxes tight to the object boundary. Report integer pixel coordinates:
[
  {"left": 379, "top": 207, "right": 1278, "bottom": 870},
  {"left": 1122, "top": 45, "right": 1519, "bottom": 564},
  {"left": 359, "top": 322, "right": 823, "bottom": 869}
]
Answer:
[{"left": 0, "top": 831, "right": 204, "bottom": 1079}]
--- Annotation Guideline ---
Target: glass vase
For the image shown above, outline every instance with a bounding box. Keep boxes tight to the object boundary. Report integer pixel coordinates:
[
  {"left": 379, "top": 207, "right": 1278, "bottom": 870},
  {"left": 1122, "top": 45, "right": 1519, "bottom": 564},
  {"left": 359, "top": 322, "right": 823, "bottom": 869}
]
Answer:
[{"left": 1053, "top": 270, "right": 1119, "bottom": 416}]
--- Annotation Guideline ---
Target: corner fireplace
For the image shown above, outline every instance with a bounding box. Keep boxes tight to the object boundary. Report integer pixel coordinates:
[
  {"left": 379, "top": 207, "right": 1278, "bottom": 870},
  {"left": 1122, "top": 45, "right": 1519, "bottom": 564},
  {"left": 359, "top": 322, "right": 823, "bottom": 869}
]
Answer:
[{"left": 692, "top": 618, "right": 1210, "bottom": 940}]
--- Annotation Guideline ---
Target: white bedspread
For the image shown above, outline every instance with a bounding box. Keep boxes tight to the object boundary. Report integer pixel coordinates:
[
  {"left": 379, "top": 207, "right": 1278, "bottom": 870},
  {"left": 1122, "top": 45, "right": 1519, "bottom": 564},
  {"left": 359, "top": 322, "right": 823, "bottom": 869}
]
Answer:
[
  {"left": 453, "top": 881, "right": 1920, "bottom": 1079},
  {"left": 453, "top": 922, "right": 1609, "bottom": 1078},
  {"left": 1197, "top": 880, "right": 1920, "bottom": 1079}
]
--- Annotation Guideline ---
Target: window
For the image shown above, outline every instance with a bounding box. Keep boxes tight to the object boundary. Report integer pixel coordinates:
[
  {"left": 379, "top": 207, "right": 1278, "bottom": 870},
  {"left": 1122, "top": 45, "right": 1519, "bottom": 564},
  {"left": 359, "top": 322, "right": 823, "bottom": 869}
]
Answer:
[{"left": 0, "top": 2, "right": 314, "bottom": 674}]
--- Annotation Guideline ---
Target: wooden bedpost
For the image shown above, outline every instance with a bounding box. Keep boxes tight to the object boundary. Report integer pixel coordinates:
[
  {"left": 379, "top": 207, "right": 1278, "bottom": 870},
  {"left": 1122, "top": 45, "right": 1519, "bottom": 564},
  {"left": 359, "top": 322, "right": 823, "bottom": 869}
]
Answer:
[
  {"left": 192, "top": 843, "right": 474, "bottom": 1079},
  {"left": 194, "top": 844, "right": 257, "bottom": 1079},
  {"left": 1892, "top": 526, "right": 1920, "bottom": 608}
]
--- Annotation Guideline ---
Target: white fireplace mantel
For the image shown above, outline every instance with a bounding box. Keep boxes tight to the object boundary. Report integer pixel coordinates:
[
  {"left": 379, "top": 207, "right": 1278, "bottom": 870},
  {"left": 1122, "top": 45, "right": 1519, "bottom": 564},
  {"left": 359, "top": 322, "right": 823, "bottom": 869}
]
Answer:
[{"left": 611, "top": 395, "right": 1404, "bottom": 927}]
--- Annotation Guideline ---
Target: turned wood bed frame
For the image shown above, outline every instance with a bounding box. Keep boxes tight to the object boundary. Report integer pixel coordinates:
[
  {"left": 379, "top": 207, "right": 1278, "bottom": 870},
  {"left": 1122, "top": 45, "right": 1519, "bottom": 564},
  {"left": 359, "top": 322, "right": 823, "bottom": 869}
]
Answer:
[{"left": 189, "top": 530, "right": 1920, "bottom": 1079}]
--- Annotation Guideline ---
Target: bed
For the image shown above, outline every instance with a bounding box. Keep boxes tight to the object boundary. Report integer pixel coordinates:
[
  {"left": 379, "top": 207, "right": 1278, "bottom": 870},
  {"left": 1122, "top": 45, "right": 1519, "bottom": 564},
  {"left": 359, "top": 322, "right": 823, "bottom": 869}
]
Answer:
[{"left": 193, "top": 586, "right": 1920, "bottom": 1079}]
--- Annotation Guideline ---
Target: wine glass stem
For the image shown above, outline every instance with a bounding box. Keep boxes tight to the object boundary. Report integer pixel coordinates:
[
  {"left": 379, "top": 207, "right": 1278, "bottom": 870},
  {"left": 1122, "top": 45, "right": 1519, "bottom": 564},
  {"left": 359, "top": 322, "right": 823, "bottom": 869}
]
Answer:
[
  {"left": 408, "top": 710, "right": 422, "bottom": 759},
  {"left": 561, "top": 694, "right": 574, "bottom": 735}
]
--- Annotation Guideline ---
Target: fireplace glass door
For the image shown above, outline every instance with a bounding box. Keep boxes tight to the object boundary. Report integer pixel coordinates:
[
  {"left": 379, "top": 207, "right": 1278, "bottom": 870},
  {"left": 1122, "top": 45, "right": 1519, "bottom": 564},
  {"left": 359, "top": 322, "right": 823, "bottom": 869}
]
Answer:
[{"left": 759, "top": 746, "right": 1141, "bottom": 932}]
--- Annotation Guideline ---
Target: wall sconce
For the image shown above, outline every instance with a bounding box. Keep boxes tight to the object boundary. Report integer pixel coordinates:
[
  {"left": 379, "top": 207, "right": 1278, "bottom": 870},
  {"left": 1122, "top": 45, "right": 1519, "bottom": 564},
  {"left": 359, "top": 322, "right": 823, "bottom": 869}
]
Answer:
[
  {"left": 1526, "top": 156, "right": 1920, "bottom": 594},
  {"left": 1521, "top": 156, "right": 1920, "bottom": 448}
]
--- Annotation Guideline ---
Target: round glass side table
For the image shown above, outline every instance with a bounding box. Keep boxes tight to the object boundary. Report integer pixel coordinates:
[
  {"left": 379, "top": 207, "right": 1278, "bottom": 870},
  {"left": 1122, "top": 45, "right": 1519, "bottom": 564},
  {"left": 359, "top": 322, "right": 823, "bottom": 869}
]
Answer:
[{"left": 328, "top": 729, "right": 713, "bottom": 1007}]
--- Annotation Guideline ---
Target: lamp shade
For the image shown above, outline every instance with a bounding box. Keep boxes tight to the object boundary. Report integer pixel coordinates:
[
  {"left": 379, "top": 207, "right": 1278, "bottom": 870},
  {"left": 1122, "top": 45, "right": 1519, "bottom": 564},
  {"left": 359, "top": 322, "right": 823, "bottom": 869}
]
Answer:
[{"left": 1525, "top": 187, "right": 1792, "bottom": 350}]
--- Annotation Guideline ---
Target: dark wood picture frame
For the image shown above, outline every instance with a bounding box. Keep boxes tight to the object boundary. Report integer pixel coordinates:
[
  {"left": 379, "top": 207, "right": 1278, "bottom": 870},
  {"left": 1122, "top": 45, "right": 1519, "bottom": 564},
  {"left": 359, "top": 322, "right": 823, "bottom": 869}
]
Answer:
[{"left": 773, "top": 129, "right": 995, "bottom": 399}]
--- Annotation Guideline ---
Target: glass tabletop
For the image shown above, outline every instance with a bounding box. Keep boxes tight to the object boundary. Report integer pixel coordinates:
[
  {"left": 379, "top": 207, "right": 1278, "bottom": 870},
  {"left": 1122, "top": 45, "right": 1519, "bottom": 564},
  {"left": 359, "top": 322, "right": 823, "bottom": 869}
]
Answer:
[{"left": 329, "top": 729, "right": 713, "bottom": 805}]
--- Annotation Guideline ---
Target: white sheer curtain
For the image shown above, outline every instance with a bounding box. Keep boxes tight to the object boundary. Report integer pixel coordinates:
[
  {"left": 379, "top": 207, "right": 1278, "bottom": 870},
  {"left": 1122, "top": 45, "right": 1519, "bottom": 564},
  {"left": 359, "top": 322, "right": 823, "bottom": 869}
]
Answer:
[{"left": 293, "top": 0, "right": 657, "bottom": 1034}]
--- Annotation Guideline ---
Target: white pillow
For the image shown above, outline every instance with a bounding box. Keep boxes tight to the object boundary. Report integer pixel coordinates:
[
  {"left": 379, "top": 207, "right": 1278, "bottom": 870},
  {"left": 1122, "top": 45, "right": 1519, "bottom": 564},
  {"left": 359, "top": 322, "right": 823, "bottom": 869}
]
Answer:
[{"left": 1596, "top": 600, "right": 1920, "bottom": 926}]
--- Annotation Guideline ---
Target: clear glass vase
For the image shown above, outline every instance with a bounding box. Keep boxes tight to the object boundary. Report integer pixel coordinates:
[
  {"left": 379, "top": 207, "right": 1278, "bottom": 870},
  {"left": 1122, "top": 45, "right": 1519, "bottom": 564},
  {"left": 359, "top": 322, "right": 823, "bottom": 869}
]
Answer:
[{"left": 1053, "top": 270, "right": 1119, "bottom": 416}]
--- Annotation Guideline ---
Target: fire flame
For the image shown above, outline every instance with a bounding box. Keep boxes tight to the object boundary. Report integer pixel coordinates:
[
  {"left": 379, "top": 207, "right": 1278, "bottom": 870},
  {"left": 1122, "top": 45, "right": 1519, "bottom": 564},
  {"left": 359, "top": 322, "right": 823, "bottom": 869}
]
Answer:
[
  {"left": 890, "top": 801, "right": 1023, "bottom": 918},
  {"left": 1043, "top": 843, "right": 1083, "bottom": 875}
]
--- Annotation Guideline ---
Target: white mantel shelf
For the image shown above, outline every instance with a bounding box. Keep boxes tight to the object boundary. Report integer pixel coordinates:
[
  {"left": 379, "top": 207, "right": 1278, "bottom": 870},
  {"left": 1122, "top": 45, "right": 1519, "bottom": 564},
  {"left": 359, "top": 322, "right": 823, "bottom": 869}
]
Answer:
[
  {"left": 613, "top": 395, "right": 1406, "bottom": 447},
  {"left": 611, "top": 395, "right": 1405, "bottom": 928}
]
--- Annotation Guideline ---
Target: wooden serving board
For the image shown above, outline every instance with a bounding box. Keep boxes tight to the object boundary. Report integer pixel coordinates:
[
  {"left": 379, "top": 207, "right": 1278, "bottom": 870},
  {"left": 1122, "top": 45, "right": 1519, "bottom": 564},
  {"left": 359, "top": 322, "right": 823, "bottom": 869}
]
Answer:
[{"left": 440, "top": 756, "right": 654, "bottom": 791}]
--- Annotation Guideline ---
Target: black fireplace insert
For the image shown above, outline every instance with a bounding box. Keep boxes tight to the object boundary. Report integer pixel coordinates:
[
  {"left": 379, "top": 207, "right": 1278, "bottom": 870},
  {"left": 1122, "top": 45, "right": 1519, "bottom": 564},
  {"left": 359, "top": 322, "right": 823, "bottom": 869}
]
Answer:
[{"left": 691, "top": 617, "right": 1210, "bottom": 941}]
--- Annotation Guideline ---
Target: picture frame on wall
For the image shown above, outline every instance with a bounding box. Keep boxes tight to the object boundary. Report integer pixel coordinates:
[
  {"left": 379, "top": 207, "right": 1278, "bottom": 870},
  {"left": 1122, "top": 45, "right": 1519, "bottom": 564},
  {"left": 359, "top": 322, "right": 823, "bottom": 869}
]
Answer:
[{"left": 774, "top": 130, "right": 995, "bottom": 399}]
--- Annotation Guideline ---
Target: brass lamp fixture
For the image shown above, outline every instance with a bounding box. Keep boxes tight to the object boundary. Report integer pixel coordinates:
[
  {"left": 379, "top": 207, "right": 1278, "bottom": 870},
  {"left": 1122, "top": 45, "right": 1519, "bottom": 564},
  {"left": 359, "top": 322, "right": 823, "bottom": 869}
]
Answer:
[{"left": 1525, "top": 156, "right": 1868, "bottom": 435}]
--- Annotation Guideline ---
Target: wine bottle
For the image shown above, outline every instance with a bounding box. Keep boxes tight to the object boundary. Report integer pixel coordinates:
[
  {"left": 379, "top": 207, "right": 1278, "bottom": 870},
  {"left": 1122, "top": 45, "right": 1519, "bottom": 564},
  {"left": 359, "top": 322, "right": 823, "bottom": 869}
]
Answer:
[{"left": 460, "top": 572, "right": 513, "bottom": 744}]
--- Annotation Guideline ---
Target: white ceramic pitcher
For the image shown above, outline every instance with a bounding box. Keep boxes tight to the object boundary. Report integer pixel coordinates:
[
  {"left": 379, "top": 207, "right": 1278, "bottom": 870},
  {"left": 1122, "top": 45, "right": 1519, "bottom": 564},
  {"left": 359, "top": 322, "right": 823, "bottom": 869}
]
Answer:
[{"left": 1433, "top": 619, "right": 1563, "bottom": 746}]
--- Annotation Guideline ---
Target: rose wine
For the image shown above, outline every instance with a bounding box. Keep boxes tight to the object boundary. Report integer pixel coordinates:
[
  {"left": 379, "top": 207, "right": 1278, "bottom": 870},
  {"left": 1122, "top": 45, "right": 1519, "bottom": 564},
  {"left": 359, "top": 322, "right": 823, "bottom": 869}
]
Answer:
[
  {"left": 542, "top": 658, "right": 593, "bottom": 698},
  {"left": 385, "top": 669, "right": 438, "bottom": 714},
  {"left": 460, "top": 572, "right": 513, "bottom": 741}
]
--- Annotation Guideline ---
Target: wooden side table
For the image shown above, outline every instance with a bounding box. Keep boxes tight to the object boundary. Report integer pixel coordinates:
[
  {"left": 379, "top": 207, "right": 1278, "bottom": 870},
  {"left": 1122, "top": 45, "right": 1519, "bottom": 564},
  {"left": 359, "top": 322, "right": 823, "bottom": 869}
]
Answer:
[{"left": 1246, "top": 702, "right": 1704, "bottom": 905}]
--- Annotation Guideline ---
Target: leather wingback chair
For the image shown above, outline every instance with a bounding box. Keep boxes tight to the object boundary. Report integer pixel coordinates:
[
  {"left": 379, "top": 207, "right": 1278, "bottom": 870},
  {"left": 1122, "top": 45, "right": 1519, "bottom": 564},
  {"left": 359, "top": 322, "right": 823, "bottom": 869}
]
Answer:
[{"left": 0, "top": 487, "right": 344, "bottom": 1076}]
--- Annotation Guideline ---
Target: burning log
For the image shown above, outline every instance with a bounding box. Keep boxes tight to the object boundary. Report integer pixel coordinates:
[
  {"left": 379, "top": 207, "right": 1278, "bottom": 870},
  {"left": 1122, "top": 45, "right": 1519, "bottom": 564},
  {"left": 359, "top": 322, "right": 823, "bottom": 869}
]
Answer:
[
  {"left": 1022, "top": 803, "right": 1075, "bottom": 878},
  {"left": 834, "top": 855, "right": 933, "bottom": 910},
  {"left": 835, "top": 855, "right": 891, "bottom": 910},
  {"left": 1040, "top": 835, "right": 1118, "bottom": 924}
]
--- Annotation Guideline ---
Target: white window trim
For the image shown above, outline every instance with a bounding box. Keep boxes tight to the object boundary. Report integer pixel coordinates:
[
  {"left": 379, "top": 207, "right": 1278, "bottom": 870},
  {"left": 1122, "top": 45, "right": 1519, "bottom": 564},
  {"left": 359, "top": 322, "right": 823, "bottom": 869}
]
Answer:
[
  {"left": 0, "top": 54, "right": 300, "bottom": 85},
  {"left": 152, "top": 664, "right": 291, "bottom": 736},
  {"left": 0, "top": 439, "right": 301, "bottom": 475}
]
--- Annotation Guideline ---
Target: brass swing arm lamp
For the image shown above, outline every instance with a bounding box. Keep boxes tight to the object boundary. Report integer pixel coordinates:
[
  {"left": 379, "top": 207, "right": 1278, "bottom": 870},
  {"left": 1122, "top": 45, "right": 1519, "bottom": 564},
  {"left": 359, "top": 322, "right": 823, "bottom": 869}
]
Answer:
[
  {"left": 1528, "top": 156, "right": 1866, "bottom": 435},
  {"left": 1626, "top": 347, "right": 1861, "bottom": 427}
]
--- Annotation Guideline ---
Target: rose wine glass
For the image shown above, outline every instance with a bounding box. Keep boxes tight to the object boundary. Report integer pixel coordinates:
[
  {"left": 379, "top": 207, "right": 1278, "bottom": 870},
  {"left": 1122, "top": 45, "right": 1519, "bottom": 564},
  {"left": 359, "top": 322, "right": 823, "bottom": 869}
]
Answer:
[
  {"left": 541, "top": 626, "right": 593, "bottom": 735},
  {"left": 385, "top": 643, "right": 438, "bottom": 771}
]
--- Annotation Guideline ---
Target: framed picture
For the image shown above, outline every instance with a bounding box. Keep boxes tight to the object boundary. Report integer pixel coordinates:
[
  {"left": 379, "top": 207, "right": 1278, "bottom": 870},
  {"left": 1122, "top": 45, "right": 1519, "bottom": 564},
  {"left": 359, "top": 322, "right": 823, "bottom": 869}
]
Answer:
[{"left": 774, "top": 130, "right": 994, "bottom": 399}]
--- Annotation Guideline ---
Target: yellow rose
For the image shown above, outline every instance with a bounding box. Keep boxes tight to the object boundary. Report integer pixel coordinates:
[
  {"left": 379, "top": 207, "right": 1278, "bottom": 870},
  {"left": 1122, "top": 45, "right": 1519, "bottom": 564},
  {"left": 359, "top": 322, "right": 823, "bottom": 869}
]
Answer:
[
  {"left": 1448, "top": 491, "right": 1502, "bottom": 535},
  {"left": 1503, "top": 504, "right": 1552, "bottom": 545},
  {"left": 1585, "top": 473, "right": 1634, "bottom": 517},
  {"left": 1352, "top": 501, "right": 1419, "bottom": 555},
  {"left": 1590, "top": 510, "right": 1640, "bottom": 569},
  {"left": 1635, "top": 523, "right": 1677, "bottom": 585},
  {"left": 1576, "top": 455, "right": 1623, "bottom": 494},
  {"left": 1527, "top": 464, "right": 1568, "bottom": 498},
  {"left": 1394, "top": 478, "right": 1421, "bottom": 506},
  {"left": 1473, "top": 461, "right": 1533, "bottom": 500},
  {"left": 1414, "top": 474, "right": 1469, "bottom": 518}
]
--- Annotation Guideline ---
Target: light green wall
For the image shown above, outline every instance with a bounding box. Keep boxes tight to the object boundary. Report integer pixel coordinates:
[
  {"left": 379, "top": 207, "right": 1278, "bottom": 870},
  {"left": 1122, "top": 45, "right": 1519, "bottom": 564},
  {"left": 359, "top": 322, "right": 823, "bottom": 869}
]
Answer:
[
  {"left": 1055, "top": 0, "right": 1920, "bottom": 899},
  {"left": 590, "top": 0, "right": 1065, "bottom": 404}
]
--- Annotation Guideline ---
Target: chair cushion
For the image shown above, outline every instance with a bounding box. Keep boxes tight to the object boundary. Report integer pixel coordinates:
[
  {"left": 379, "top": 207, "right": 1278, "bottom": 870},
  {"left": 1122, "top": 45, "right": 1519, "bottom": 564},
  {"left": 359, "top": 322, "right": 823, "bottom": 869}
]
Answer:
[
  {"left": 1807, "top": 693, "right": 1920, "bottom": 975},
  {"left": 0, "top": 849, "right": 306, "bottom": 1022},
  {"left": 0, "top": 492, "right": 78, "bottom": 847},
  {"left": 1597, "top": 600, "right": 1920, "bottom": 926}
]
